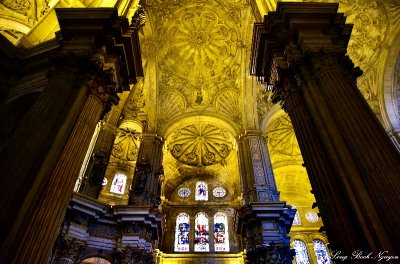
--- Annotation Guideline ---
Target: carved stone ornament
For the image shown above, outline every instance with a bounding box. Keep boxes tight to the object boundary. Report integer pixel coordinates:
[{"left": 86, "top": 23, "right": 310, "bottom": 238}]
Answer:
[
  {"left": 131, "top": 5, "right": 146, "bottom": 29},
  {"left": 111, "top": 128, "right": 141, "bottom": 161},
  {"left": 267, "top": 115, "right": 301, "bottom": 157},
  {"left": 52, "top": 234, "right": 86, "bottom": 262},
  {"left": 0, "top": 0, "right": 49, "bottom": 24},
  {"left": 168, "top": 123, "right": 233, "bottom": 166}
]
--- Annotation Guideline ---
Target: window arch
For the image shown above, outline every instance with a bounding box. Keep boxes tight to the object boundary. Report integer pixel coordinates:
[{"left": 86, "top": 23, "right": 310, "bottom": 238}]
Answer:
[
  {"left": 195, "top": 181, "right": 208, "bottom": 201},
  {"left": 194, "top": 212, "right": 209, "bottom": 252},
  {"left": 110, "top": 173, "right": 127, "bottom": 194},
  {"left": 293, "top": 239, "right": 311, "bottom": 264},
  {"left": 313, "top": 240, "right": 331, "bottom": 264},
  {"left": 174, "top": 213, "right": 190, "bottom": 252},
  {"left": 214, "top": 212, "right": 229, "bottom": 252}
]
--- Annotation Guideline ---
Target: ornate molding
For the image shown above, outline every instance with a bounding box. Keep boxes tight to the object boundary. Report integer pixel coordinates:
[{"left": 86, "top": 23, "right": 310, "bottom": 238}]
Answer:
[
  {"left": 111, "top": 128, "right": 141, "bottom": 161},
  {"left": 168, "top": 123, "right": 233, "bottom": 166}
]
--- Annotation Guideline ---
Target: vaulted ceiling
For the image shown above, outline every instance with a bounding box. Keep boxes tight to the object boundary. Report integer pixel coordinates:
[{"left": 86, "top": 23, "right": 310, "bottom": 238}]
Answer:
[{"left": 1, "top": 0, "right": 399, "bottom": 212}]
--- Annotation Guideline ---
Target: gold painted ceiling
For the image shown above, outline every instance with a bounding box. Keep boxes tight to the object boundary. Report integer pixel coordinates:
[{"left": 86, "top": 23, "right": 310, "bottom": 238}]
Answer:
[{"left": 1, "top": 0, "right": 400, "bottom": 223}]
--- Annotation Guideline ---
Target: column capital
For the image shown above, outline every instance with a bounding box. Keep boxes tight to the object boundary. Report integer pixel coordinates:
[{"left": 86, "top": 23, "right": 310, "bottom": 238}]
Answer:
[{"left": 250, "top": 2, "right": 352, "bottom": 83}]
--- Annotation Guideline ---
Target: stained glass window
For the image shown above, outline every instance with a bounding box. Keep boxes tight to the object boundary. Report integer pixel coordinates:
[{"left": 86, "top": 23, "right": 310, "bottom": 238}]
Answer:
[
  {"left": 178, "top": 187, "right": 191, "bottom": 198},
  {"left": 214, "top": 212, "right": 229, "bottom": 252},
  {"left": 194, "top": 212, "right": 209, "bottom": 252},
  {"left": 195, "top": 181, "right": 208, "bottom": 201},
  {"left": 293, "top": 239, "right": 311, "bottom": 264},
  {"left": 305, "top": 211, "right": 319, "bottom": 223},
  {"left": 313, "top": 240, "right": 331, "bottom": 264},
  {"left": 292, "top": 207, "right": 301, "bottom": 226},
  {"left": 110, "top": 173, "right": 127, "bottom": 194},
  {"left": 174, "top": 213, "right": 190, "bottom": 252},
  {"left": 213, "top": 187, "right": 226, "bottom": 197}
]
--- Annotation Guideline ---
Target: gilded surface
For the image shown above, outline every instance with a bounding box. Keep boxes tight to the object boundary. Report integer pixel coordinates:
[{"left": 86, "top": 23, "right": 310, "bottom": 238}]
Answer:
[{"left": 167, "top": 123, "right": 233, "bottom": 167}]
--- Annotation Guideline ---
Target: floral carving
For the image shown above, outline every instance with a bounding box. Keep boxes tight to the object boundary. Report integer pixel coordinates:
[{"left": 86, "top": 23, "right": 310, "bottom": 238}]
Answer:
[
  {"left": 168, "top": 123, "right": 233, "bottom": 166},
  {"left": 303, "top": 0, "right": 388, "bottom": 70},
  {"left": 267, "top": 115, "right": 302, "bottom": 157},
  {"left": 111, "top": 129, "right": 141, "bottom": 161}
]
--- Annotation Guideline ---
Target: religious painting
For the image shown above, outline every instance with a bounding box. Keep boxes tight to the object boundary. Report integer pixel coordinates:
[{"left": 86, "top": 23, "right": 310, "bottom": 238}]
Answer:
[
  {"left": 110, "top": 173, "right": 127, "bottom": 195},
  {"left": 195, "top": 181, "right": 208, "bottom": 201}
]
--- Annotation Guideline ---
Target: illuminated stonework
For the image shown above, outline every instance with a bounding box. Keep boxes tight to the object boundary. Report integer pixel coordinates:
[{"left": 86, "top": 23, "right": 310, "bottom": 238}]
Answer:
[
  {"left": 168, "top": 123, "right": 233, "bottom": 166},
  {"left": 267, "top": 115, "right": 302, "bottom": 157},
  {"left": 111, "top": 128, "right": 141, "bottom": 161}
]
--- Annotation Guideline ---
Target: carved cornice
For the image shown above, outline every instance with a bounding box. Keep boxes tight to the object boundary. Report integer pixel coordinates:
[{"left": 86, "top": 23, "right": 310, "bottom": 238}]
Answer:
[
  {"left": 55, "top": 8, "right": 144, "bottom": 88},
  {"left": 250, "top": 2, "right": 352, "bottom": 83}
]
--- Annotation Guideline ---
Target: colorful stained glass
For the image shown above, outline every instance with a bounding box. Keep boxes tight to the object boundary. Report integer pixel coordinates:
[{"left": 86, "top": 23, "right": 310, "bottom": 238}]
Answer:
[
  {"left": 293, "top": 239, "right": 311, "bottom": 264},
  {"left": 194, "top": 212, "right": 209, "bottom": 252},
  {"left": 313, "top": 240, "right": 331, "bottom": 264},
  {"left": 305, "top": 211, "right": 319, "bottom": 223},
  {"left": 195, "top": 181, "right": 208, "bottom": 201},
  {"left": 178, "top": 187, "right": 191, "bottom": 198},
  {"left": 292, "top": 207, "right": 301, "bottom": 226},
  {"left": 214, "top": 212, "right": 229, "bottom": 252},
  {"left": 110, "top": 173, "right": 127, "bottom": 194},
  {"left": 174, "top": 213, "right": 190, "bottom": 252},
  {"left": 213, "top": 187, "right": 226, "bottom": 197}
]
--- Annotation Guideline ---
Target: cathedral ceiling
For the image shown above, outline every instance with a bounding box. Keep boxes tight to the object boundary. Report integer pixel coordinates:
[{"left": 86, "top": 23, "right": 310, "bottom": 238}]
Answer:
[
  {"left": 144, "top": 0, "right": 250, "bottom": 131},
  {"left": 0, "top": 0, "right": 50, "bottom": 43},
  {"left": 2, "top": 0, "right": 399, "bottom": 210}
]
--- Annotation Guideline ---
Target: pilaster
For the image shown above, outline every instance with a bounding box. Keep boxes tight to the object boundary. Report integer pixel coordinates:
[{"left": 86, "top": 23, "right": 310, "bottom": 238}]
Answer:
[
  {"left": 237, "top": 130, "right": 279, "bottom": 203},
  {"left": 235, "top": 130, "right": 295, "bottom": 263},
  {"left": 129, "top": 134, "right": 164, "bottom": 207}
]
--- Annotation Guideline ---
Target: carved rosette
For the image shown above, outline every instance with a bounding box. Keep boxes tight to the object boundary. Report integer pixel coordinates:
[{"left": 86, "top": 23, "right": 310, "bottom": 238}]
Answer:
[
  {"left": 168, "top": 123, "right": 233, "bottom": 166},
  {"left": 111, "top": 128, "right": 141, "bottom": 161},
  {"left": 267, "top": 115, "right": 302, "bottom": 158}
]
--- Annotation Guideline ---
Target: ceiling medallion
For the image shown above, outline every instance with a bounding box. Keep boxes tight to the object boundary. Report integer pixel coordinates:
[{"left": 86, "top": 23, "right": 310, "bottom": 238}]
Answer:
[
  {"left": 168, "top": 123, "right": 233, "bottom": 166},
  {"left": 162, "top": 7, "right": 240, "bottom": 82}
]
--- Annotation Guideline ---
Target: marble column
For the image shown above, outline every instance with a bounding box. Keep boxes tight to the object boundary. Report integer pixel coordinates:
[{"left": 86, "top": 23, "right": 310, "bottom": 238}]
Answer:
[
  {"left": 250, "top": 2, "right": 400, "bottom": 256},
  {"left": 6, "top": 67, "right": 119, "bottom": 264},
  {"left": 0, "top": 54, "right": 92, "bottom": 261}
]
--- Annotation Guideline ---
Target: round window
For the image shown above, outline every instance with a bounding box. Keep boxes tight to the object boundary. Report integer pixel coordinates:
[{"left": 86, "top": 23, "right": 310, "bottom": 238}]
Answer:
[
  {"left": 213, "top": 187, "right": 226, "bottom": 197},
  {"left": 178, "top": 187, "right": 191, "bottom": 198},
  {"left": 305, "top": 211, "right": 319, "bottom": 223}
]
